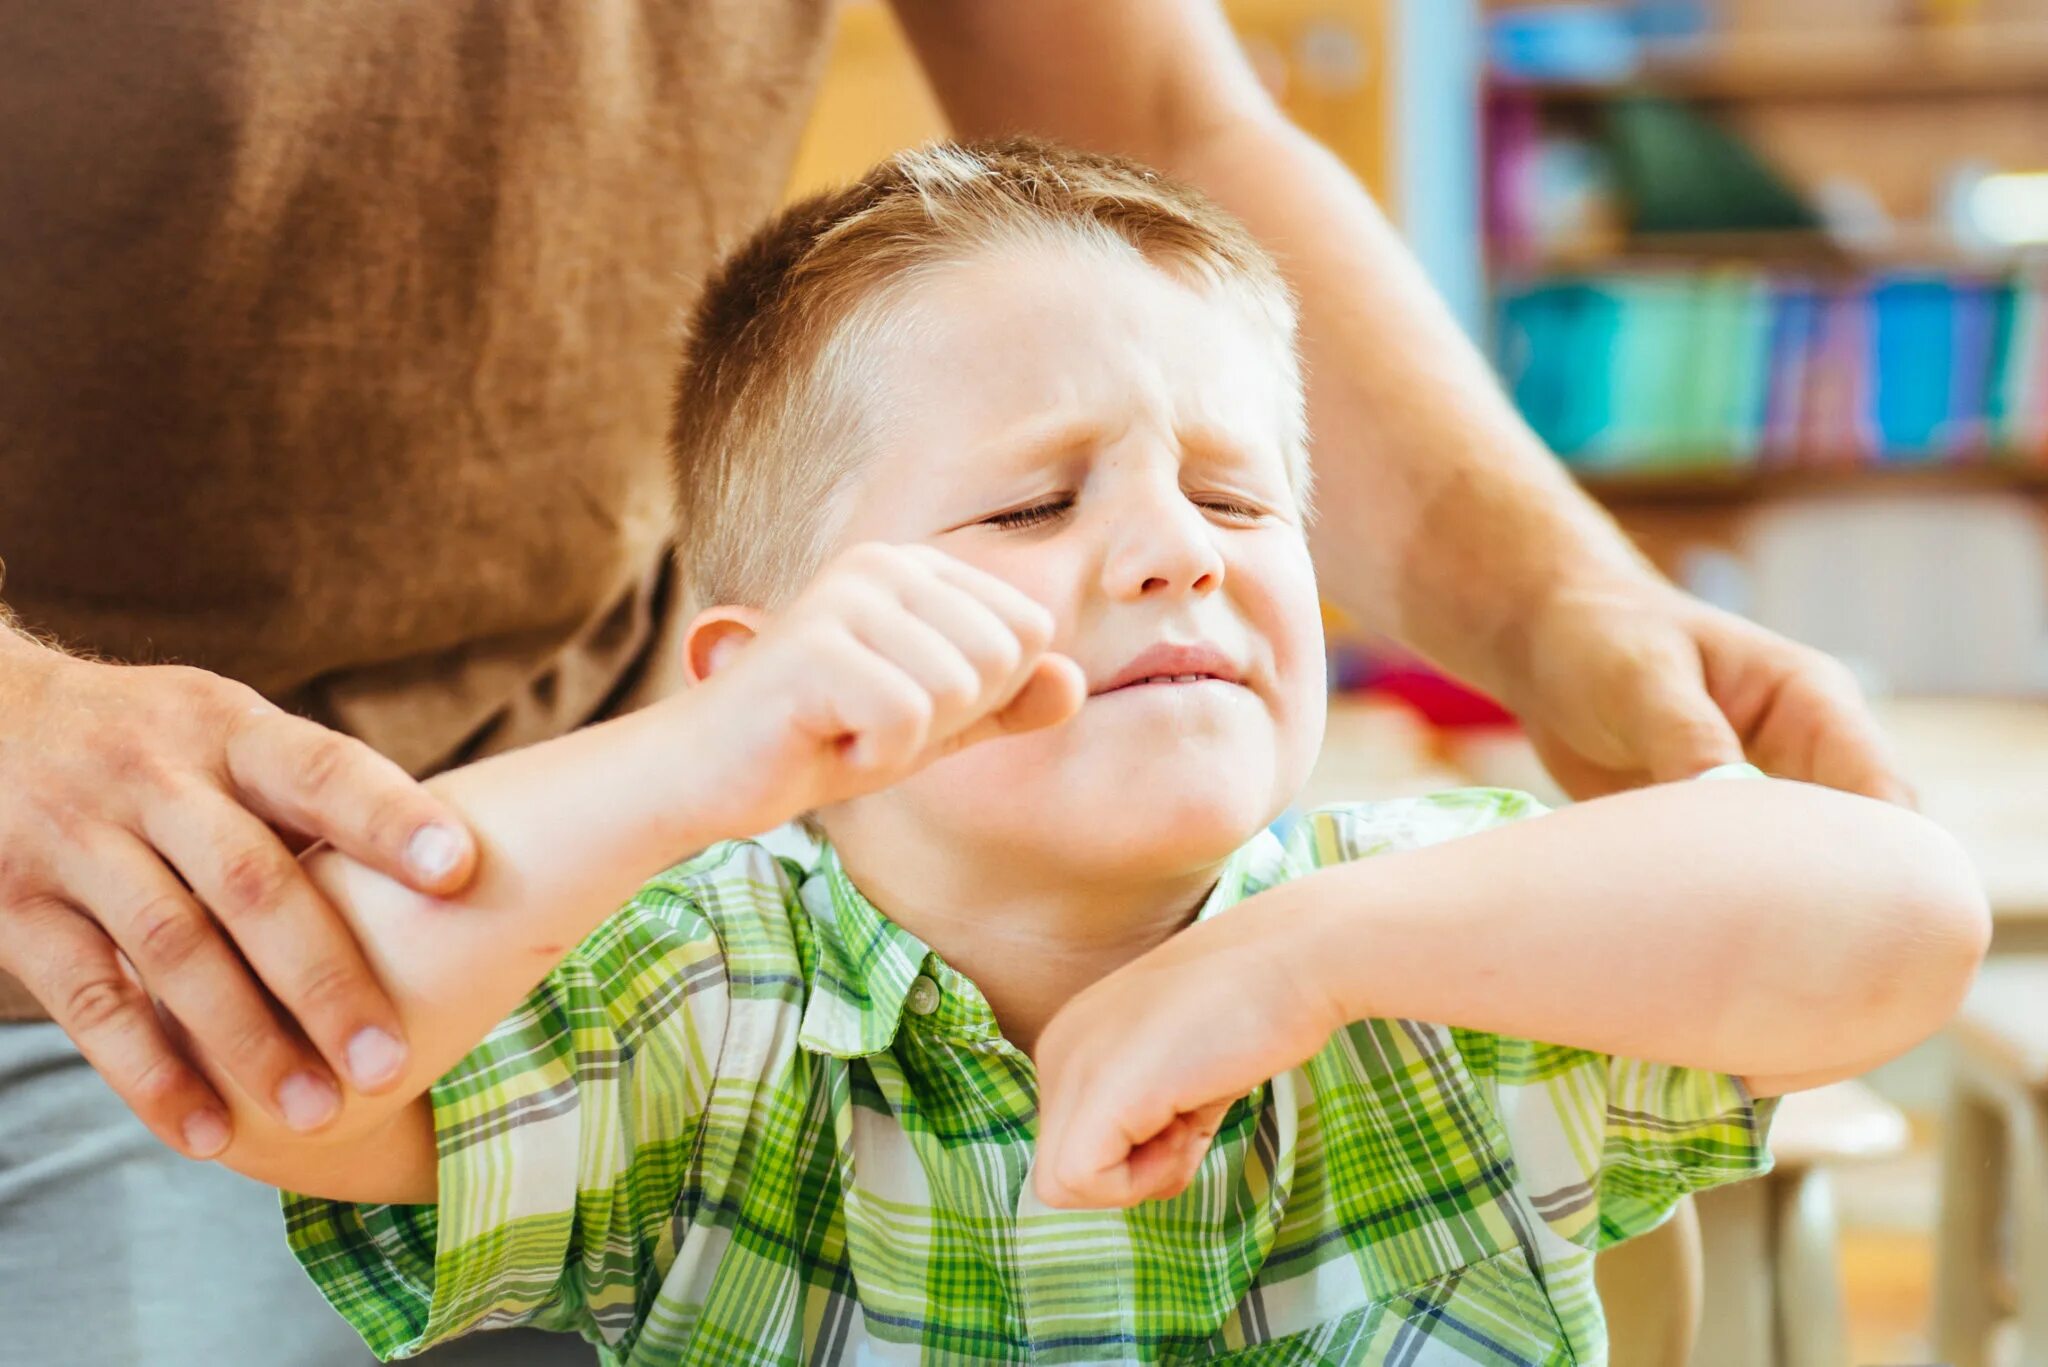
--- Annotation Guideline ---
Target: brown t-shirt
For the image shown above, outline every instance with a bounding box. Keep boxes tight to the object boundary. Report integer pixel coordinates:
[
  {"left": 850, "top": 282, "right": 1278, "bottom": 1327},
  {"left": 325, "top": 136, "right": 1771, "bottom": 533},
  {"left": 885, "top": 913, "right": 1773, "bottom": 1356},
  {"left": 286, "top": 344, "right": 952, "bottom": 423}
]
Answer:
[{"left": 0, "top": 0, "right": 836, "bottom": 1019}]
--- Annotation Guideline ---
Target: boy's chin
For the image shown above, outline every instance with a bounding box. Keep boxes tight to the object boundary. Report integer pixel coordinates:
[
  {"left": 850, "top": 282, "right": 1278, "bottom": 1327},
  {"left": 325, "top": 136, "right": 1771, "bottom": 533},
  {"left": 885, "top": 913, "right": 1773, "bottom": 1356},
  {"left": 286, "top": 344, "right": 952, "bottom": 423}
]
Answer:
[{"left": 1012, "top": 786, "right": 1280, "bottom": 872}]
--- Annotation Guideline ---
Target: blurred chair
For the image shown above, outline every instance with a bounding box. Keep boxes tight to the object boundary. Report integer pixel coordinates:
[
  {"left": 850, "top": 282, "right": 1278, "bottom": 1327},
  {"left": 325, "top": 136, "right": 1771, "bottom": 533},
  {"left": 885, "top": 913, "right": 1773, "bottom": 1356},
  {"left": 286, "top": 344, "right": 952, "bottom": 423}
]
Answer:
[
  {"left": 1600, "top": 1199, "right": 1704, "bottom": 1367},
  {"left": 1935, "top": 955, "right": 2048, "bottom": 1367},
  {"left": 1598, "top": 1084, "right": 1908, "bottom": 1367},
  {"left": 1741, "top": 492, "right": 2048, "bottom": 696}
]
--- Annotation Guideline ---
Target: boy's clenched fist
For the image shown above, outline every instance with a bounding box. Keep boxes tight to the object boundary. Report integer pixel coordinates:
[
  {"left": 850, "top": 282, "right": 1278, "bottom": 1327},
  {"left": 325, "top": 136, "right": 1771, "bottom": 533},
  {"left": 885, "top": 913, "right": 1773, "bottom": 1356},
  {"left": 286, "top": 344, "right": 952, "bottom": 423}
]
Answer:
[{"left": 682, "top": 543, "right": 1086, "bottom": 836}]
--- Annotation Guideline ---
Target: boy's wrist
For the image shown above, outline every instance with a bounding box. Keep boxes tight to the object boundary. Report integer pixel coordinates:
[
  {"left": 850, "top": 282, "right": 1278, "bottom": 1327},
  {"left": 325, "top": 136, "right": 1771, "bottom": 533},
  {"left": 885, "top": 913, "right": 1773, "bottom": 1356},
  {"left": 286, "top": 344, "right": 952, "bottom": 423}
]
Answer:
[
  {"left": 1266, "top": 863, "right": 1409, "bottom": 1034},
  {"left": 635, "top": 677, "right": 814, "bottom": 850},
  {"left": 1222, "top": 876, "right": 1373, "bottom": 1040}
]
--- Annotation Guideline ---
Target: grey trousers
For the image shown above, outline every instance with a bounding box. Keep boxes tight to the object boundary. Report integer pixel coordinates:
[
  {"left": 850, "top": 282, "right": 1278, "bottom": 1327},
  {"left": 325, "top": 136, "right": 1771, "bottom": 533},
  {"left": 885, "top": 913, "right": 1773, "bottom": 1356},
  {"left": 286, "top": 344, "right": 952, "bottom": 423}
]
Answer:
[{"left": 0, "top": 1023, "right": 594, "bottom": 1367}]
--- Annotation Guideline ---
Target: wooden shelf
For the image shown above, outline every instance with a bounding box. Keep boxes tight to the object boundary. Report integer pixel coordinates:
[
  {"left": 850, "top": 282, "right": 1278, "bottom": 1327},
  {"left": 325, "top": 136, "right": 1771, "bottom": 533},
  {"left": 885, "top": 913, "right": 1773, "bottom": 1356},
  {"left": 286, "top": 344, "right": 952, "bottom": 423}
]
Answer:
[
  {"left": 1491, "top": 25, "right": 2048, "bottom": 101},
  {"left": 1492, "top": 228, "right": 2044, "bottom": 277},
  {"left": 1572, "top": 459, "right": 2048, "bottom": 504}
]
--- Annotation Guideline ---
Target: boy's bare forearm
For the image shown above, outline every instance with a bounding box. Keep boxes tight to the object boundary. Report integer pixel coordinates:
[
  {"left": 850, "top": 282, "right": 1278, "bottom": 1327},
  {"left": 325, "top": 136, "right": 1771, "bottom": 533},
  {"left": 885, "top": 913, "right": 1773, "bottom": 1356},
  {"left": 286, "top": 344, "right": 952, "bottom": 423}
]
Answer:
[
  {"left": 209, "top": 691, "right": 740, "bottom": 1196},
  {"left": 1282, "top": 781, "right": 1988, "bottom": 1092}
]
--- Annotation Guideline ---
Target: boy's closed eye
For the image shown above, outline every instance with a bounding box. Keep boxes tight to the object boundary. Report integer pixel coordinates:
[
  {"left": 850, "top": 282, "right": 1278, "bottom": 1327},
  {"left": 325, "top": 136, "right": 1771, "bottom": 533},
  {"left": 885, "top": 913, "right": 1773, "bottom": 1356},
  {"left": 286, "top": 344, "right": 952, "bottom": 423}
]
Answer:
[{"left": 976, "top": 493, "right": 1275, "bottom": 533}]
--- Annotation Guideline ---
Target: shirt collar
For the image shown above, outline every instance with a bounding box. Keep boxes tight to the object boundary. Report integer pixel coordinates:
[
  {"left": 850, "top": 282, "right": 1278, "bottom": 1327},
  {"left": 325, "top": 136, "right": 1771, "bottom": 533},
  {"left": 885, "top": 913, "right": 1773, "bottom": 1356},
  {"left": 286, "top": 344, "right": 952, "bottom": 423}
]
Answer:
[
  {"left": 795, "top": 828, "right": 1282, "bottom": 1059},
  {"left": 796, "top": 846, "right": 934, "bottom": 1058}
]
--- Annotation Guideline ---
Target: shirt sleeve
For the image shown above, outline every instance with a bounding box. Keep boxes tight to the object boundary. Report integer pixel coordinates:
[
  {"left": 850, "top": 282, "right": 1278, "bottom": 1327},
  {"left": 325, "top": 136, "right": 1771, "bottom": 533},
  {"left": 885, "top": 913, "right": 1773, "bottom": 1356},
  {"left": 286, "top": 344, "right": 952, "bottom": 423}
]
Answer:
[
  {"left": 1293, "top": 762, "right": 1778, "bottom": 1251},
  {"left": 281, "top": 861, "right": 739, "bottom": 1361},
  {"left": 1452, "top": 1031, "right": 1776, "bottom": 1251}
]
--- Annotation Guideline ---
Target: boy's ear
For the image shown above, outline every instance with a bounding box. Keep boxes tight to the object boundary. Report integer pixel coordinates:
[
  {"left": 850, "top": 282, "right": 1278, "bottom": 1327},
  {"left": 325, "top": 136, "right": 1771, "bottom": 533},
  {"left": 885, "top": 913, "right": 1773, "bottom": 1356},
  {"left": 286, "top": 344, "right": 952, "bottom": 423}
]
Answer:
[{"left": 683, "top": 606, "right": 768, "bottom": 684}]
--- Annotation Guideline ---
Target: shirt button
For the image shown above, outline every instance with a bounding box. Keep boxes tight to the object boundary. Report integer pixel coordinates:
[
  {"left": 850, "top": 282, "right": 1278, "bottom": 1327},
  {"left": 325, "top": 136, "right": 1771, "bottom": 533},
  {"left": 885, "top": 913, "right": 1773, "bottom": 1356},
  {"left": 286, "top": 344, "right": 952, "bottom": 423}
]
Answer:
[{"left": 905, "top": 975, "right": 941, "bottom": 1017}]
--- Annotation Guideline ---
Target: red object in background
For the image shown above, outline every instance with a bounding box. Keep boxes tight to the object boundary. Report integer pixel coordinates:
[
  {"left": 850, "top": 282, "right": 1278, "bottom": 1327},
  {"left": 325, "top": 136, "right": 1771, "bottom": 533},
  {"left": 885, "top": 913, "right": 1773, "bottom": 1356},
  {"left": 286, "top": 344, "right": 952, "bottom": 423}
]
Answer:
[{"left": 1362, "top": 665, "right": 1519, "bottom": 730}]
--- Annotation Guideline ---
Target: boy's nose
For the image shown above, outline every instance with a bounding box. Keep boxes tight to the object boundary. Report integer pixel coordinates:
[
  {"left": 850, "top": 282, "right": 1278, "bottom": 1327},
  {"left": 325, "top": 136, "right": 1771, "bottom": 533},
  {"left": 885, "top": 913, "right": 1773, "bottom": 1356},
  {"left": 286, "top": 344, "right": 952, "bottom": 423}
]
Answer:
[{"left": 1101, "top": 497, "right": 1225, "bottom": 601}]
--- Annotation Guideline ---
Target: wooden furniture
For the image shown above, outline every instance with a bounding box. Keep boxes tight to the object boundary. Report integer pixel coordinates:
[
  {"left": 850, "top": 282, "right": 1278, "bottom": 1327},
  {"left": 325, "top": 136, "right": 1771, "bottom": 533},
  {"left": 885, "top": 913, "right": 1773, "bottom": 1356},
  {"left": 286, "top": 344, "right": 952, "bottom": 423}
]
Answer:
[
  {"left": 1600, "top": 1202, "right": 1704, "bottom": 1367},
  {"left": 1690, "top": 1081, "right": 1911, "bottom": 1367},
  {"left": 1935, "top": 956, "right": 2048, "bottom": 1367},
  {"left": 1875, "top": 698, "right": 2048, "bottom": 954}
]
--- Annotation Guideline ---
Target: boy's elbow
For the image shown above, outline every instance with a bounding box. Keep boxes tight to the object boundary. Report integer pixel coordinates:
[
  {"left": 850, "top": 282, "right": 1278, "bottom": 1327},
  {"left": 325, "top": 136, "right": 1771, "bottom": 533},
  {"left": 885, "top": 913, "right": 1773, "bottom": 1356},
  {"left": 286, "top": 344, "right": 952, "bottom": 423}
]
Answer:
[{"left": 1879, "top": 815, "right": 1991, "bottom": 1025}]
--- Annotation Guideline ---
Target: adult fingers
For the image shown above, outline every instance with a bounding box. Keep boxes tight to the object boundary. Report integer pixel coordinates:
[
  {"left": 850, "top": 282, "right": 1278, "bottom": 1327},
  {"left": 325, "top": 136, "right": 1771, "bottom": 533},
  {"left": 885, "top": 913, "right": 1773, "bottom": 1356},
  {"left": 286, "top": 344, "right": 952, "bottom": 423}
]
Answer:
[
  {"left": 1746, "top": 662, "right": 1916, "bottom": 808},
  {"left": 143, "top": 786, "right": 407, "bottom": 1110},
  {"left": 225, "top": 707, "right": 477, "bottom": 897},
  {"left": 1608, "top": 639, "right": 1747, "bottom": 785},
  {"left": 57, "top": 829, "right": 361, "bottom": 1133},
  {"left": 1, "top": 896, "right": 232, "bottom": 1158}
]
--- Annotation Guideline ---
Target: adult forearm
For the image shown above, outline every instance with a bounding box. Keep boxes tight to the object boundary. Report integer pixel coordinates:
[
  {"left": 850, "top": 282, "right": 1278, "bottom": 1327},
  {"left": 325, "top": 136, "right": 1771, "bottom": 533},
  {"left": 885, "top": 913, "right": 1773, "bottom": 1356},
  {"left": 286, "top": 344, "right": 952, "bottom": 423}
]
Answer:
[
  {"left": 1283, "top": 779, "right": 1987, "bottom": 1088},
  {"left": 1160, "top": 113, "right": 1650, "bottom": 698}
]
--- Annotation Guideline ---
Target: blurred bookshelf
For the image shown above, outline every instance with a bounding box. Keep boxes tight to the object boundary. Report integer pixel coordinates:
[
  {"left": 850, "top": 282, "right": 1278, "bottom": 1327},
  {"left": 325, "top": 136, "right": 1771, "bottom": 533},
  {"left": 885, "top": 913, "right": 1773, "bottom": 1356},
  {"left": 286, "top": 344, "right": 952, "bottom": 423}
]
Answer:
[
  {"left": 1493, "top": 22, "right": 2048, "bottom": 100},
  {"left": 1480, "top": 1, "right": 2048, "bottom": 533}
]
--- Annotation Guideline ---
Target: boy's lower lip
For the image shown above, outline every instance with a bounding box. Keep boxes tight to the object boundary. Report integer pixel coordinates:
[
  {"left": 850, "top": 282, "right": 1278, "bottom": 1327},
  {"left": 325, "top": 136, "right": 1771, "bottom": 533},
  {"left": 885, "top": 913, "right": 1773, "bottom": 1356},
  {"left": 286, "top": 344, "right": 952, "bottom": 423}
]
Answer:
[{"left": 1092, "top": 676, "right": 1246, "bottom": 696}]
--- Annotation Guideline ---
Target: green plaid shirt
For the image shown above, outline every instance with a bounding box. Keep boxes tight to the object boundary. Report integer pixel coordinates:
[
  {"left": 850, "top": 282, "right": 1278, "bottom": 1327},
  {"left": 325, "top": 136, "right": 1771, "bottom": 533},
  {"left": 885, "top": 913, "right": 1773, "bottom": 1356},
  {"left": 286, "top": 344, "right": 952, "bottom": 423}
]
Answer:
[{"left": 286, "top": 772, "right": 1774, "bottom": 1365}]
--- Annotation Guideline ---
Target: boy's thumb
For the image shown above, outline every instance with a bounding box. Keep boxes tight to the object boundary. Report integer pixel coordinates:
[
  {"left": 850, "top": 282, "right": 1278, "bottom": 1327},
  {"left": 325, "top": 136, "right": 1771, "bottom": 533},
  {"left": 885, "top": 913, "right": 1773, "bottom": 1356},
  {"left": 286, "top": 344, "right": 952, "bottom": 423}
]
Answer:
[
  {"left": 954, "top": 655, "right": 1085, "bottom": 753},
  {"left": 1000, "top": 654, "right": 1087, "bottom": 734}
]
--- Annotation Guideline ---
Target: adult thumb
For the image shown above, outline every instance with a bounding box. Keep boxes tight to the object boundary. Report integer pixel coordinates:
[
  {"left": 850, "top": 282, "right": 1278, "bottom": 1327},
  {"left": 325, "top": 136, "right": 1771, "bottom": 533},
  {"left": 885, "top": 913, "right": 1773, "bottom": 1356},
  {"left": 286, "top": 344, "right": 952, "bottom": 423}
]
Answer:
[{"left": 1626, "top": 675, "right": 1747, "bottom": 784}]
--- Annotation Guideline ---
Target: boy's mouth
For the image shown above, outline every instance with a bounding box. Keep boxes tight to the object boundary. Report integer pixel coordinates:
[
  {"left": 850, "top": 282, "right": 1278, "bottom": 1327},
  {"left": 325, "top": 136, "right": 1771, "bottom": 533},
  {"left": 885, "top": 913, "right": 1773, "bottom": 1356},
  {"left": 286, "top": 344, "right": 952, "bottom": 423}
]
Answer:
[{"left": 1091, "top": 642, "right": 1247, "bottom": 695}]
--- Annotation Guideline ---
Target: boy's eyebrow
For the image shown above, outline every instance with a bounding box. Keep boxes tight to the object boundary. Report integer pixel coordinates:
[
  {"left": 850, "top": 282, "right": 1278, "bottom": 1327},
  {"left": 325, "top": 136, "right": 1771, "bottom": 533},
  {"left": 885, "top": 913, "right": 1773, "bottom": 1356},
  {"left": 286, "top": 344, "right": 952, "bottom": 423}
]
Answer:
[
  {"left": 971, "top": 414, "right": 1114, "bottom": 475},
  {"left": 1177, "top": 423, "right": 1288, "bottom": 483}
]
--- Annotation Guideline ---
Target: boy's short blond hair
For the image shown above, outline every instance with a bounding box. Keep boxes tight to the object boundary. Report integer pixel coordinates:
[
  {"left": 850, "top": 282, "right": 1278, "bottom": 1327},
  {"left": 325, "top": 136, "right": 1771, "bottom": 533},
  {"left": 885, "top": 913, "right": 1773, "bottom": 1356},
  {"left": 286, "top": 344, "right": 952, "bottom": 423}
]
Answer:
[{"left": 670, "top": 137, "right": 1307, "bottom": 614}]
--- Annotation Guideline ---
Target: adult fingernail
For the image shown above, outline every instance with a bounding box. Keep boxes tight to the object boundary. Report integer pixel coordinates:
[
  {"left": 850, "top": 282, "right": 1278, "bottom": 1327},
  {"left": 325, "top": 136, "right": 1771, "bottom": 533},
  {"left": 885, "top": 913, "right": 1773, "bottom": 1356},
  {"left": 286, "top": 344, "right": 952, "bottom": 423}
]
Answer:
[
  {"left": 278, "top": 1072, "right": 340, "bottom": 1132},
  {"left": 182, "top": 1110, "right": 230, "bottom": 1158},
  {"left": 347, "top": 1027, "right": 406, "bottom": 1088},
  {"left": 406, "top": 824, "right": 463, "bottom": 883}
]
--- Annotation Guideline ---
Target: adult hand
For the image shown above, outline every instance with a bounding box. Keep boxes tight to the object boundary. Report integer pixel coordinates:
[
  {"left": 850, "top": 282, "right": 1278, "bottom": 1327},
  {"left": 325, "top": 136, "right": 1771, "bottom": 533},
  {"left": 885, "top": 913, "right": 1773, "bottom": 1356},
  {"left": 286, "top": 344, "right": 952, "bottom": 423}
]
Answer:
[
  {"left": 0, "top": 634, "right": 480, "bottom": 1159},
  {"left": 1505, "top": 575, "right": 1913, "bottom": 807}
]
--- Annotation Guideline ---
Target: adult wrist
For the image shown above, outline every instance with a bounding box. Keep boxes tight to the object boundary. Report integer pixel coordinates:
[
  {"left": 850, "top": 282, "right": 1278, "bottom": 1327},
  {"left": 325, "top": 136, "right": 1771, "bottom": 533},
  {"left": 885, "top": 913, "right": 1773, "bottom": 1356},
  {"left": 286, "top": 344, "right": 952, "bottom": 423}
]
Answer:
[{"left": 1392, "top": 453, "right": 1656, "bottom": 705}]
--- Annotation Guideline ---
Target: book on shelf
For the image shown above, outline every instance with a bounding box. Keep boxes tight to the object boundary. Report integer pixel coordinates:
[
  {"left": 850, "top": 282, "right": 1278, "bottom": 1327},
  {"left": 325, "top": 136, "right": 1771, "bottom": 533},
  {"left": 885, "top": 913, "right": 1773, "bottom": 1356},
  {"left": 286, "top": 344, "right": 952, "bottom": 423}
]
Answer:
[{"left": 1494, "top": 268, "right": 2048, "bottom": 474}]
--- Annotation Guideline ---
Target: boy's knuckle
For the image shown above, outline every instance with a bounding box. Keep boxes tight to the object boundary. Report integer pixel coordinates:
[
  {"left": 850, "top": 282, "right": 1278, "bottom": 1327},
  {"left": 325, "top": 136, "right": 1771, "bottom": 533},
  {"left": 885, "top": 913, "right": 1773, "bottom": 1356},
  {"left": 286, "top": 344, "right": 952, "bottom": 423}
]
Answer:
[
  {"left": 934, "top": 662, "right": 980, "bottom": 707},
  {"left": 975, "top": 632, "right": 1022, "bottom": 677},
  {"left": 896, "top": 689, "right": 935, "bottom": 731},
  {"left": 1013, "top": 605, "right": 1054, "bottom": 649}
]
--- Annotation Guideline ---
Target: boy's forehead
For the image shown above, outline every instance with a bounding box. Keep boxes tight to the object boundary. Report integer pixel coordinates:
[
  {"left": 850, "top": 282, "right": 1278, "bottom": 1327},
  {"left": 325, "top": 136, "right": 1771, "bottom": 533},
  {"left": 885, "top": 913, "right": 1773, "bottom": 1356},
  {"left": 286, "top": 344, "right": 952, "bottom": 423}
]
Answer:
[{"left": 868, "top": 247, "right": 1296, "bottom": 472}]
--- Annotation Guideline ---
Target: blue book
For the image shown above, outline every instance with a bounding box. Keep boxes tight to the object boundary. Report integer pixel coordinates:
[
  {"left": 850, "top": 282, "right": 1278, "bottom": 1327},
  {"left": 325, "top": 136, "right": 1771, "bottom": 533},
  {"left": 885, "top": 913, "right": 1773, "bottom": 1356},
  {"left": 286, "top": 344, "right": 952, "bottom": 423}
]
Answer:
[
  {"left": 1763, "top": 282, "right": 1822, "bottom": 462},
  {"left": 1947, "top": 280, "right": 2000, "bottom": 457},
  {"left": 1870, "top": 276, "right": 1956, "bottom": 461}
]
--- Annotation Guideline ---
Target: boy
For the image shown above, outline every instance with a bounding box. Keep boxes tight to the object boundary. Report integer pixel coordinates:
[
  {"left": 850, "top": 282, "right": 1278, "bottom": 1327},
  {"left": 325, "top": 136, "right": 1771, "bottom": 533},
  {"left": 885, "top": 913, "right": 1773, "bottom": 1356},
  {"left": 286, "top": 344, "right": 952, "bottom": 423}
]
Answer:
[{"left": 207, "top": 141, "right": 1987, "bottom": 1364}]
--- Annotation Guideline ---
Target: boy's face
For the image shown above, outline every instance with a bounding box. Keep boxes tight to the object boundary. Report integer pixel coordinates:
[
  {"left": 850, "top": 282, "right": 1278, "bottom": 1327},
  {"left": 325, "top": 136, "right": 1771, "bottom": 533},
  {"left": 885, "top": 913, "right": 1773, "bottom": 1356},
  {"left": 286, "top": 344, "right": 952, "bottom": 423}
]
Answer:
[{"left": 825, "top": 241, "right": 1328, "bottom": 875}]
